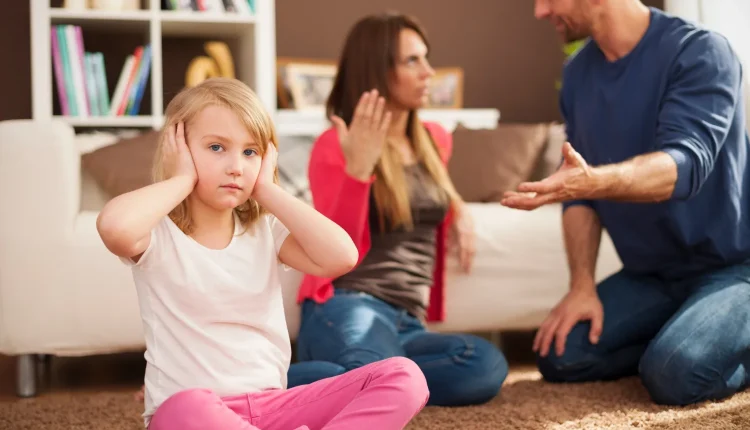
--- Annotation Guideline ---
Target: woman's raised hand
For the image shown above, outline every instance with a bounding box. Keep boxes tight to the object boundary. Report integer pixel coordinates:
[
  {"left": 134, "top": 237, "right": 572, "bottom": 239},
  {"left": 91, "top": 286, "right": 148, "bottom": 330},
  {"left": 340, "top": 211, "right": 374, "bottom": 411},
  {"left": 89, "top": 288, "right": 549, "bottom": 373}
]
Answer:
[{"left": 330, "top": 89, "right": 392, "bottom": 181}]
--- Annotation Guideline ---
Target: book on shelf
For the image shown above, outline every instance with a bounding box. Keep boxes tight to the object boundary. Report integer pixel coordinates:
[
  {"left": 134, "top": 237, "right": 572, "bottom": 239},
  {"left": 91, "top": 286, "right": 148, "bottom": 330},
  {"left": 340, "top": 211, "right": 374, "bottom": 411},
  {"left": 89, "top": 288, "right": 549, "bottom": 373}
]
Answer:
[
  {"left": 163, "top": 0, "right": 255, "bottom": 14},
  {"left": 51, "top": 24, "right": 152, "bottom": 118}
]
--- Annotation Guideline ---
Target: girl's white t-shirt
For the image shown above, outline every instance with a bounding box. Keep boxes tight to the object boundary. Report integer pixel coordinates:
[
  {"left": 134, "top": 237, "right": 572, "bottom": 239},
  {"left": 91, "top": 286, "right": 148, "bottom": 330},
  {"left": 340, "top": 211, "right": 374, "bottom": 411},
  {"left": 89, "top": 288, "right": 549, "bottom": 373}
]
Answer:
[{"left": 122, "top": 213, "right": 292, "bottom": 427}]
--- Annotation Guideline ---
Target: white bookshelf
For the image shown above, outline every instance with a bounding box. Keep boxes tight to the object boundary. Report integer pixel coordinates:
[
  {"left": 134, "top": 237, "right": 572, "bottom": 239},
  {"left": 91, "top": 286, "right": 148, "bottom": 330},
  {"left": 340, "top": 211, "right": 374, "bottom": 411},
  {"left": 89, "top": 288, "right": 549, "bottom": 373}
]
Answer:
[{"left": 31, "top": 0, "right": 276, "bottom": 130}]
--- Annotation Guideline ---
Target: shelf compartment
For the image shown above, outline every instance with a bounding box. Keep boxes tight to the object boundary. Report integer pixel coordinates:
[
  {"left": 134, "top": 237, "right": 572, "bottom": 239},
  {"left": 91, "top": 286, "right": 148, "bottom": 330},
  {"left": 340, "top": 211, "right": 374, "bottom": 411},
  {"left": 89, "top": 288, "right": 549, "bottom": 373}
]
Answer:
[
  {"left": 160, "top": 11, "right": 255, "bottom": 37},
  {"left": 49, "top": 8, "right": 151, "bottom": 32}
]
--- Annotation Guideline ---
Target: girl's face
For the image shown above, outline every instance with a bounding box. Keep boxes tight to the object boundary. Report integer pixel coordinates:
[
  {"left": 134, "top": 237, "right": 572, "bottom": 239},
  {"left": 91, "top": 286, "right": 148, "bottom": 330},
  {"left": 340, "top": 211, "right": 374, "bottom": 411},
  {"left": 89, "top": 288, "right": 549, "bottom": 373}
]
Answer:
[
  {"left": 186, "top": 105, "right": 262, "bottom": 212},
  {"left": 389, "top": 28, "right": 435, "bottom": 110}
]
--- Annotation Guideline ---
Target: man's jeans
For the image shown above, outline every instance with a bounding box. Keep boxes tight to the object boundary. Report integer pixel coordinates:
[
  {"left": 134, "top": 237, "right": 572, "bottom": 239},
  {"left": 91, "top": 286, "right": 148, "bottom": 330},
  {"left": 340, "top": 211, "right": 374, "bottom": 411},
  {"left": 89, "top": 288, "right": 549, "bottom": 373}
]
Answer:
[
  {"left": 537, "top": 261, "right": 750, "bottom": 405},
  {"left": 288, "top": 289, "right": 509, "bottom": 406}
]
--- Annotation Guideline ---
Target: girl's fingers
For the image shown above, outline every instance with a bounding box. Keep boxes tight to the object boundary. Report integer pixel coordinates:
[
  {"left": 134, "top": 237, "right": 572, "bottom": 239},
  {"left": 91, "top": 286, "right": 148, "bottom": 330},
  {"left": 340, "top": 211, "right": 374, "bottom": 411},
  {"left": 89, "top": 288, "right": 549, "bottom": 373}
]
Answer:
[
  {"left": 167, "top": 123, "right": 177, "bottom": 148},
  {"left": 269, "top": 143, "right": 278, "bottom": 167},
  {"left": 176, "top": 122, "right": 186, "bottom": 146}
]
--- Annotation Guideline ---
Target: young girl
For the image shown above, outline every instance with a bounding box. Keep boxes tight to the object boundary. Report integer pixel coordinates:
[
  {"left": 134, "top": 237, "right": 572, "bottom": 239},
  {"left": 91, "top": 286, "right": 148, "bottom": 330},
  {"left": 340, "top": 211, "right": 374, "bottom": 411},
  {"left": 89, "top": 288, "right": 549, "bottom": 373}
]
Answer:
[{"left": 96, "top": 78, "right": 429, "bottom": 430}]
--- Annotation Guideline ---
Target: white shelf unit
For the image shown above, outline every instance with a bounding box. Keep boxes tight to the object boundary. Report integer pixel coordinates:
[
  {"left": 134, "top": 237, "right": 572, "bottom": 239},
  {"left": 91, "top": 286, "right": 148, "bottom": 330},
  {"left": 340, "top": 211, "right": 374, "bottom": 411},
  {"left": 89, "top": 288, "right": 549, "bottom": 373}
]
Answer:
[
  {"left": 275, "top": 108, "right": 501, "bottom": 137},
  {"left": 31, "top": 0, "right": 276, "bottom": 130}
]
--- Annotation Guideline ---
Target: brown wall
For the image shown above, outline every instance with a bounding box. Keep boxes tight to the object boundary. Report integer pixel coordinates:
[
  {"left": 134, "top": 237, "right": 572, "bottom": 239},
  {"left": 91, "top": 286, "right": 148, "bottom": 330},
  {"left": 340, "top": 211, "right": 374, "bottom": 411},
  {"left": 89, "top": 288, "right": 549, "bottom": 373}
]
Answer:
[
  {"left": 277, "top": 0, "right": 563, "bottom": 122},
  {"left": 0, "top": 1, "right": 662, "bottom": 124},
  {"left": 0, "top": 1, "right": 31, "bottom": 122}
]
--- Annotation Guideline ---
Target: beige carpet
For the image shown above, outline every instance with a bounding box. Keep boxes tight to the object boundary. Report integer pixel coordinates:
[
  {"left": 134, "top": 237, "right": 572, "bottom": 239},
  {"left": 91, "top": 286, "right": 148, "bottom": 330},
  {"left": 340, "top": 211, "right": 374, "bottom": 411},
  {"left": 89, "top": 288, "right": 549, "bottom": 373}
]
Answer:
[{"left": 2, "top": 366, "right": 749, "bottom": 430}]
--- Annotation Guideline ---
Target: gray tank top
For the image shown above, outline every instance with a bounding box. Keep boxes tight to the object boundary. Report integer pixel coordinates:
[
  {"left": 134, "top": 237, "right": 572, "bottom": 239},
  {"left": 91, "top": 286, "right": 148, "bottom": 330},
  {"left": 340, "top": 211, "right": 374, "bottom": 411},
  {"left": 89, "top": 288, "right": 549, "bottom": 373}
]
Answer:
[{"left": 332, "top": 163, "right": 450, "bottom": 319}]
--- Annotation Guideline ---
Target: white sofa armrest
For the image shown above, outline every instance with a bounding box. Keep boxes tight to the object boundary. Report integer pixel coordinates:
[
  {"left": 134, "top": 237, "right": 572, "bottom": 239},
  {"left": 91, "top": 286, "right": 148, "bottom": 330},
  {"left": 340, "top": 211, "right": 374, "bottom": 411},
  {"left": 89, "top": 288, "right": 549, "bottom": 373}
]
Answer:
[
  {"left": 0, "top": 120, "right": 144, "bottom": 356},
  {"left": 0, "top": 120, "right": 81, "bottom": 236}
]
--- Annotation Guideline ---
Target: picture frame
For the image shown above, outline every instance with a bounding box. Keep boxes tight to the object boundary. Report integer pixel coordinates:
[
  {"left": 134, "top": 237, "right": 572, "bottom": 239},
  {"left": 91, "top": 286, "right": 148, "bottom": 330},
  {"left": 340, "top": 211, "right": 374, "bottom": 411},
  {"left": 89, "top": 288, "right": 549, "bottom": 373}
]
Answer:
[
  {"left": 276, "top": 57, "right": 338, "bottom": 110},
  {"left": 426, "top": 67, "right": 464, "bottom": 109},
  {"left": 276, "top": 59, "right": 464, "bottom": 110}
]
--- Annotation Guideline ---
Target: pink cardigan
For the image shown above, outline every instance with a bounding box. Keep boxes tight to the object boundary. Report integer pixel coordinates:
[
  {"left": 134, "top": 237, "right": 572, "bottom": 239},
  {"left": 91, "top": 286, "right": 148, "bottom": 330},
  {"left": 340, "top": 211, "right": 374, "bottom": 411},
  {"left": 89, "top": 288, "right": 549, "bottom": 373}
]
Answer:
[{"left": 297, "top": 121, "right": 453, "bottom": 322}]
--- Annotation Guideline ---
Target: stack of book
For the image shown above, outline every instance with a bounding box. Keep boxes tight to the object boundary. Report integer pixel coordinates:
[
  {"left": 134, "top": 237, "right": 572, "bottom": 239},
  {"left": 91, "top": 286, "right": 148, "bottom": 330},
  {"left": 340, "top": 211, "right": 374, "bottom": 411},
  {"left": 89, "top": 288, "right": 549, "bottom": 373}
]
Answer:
[{"left": 51, "top": 24, "right": 152, "bottom": 117}]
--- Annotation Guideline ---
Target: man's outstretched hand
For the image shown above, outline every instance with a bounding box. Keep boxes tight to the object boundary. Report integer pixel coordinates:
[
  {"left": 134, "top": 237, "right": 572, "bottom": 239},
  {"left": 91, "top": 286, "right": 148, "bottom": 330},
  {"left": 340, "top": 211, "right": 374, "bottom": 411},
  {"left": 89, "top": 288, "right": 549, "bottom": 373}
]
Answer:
[{"left": 501, "top": 142, "right": 597, "bottom": 211}]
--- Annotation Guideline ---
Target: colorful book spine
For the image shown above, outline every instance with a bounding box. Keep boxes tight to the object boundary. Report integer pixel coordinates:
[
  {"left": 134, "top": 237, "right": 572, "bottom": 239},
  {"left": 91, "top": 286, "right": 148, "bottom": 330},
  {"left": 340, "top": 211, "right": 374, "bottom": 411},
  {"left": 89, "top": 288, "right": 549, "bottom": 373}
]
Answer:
[
  {"left": 128, "top": 45, "right": 152, "bottom": 115},
  {"left": 50, "top": 29, "right": 69, "bottom": 116}
]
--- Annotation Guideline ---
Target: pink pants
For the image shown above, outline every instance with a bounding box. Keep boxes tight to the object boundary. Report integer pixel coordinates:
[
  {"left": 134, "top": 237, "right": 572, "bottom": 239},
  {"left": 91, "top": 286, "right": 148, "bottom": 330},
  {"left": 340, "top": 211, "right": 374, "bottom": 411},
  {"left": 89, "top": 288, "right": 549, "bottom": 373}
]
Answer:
[{"left": 148, "top": 357, "right": 429, "bottom": 430}]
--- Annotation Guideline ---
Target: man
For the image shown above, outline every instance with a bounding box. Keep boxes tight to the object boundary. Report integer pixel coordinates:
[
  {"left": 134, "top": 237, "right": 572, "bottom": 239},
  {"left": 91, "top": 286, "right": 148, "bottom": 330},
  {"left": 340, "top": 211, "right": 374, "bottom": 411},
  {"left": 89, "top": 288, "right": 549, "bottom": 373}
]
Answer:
[{"left": 502, "top": 0, "right": 750, "bottom": 406}]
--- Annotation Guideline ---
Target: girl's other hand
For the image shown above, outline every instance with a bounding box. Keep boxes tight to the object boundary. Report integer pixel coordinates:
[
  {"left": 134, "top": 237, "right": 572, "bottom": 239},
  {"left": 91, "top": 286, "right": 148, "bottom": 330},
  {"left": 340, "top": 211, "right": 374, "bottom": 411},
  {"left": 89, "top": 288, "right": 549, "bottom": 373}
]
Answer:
[
  {"left": 164, "top": 122, "right": 198, "bottom": 186},
  {"left": 253, "top": 142, "right": 278, "bottom": 198}
]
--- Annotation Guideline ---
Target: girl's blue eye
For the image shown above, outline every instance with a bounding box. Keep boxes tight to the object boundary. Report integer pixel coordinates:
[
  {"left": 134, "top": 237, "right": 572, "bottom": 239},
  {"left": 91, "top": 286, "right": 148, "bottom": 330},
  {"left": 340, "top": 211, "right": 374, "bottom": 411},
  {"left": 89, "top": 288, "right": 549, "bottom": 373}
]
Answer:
[
  {"left": 210, "top": 144, "right": 222, "bottom": 152},
  {"left": 244, "top": 149, "right": 257, "bottom": 156}
]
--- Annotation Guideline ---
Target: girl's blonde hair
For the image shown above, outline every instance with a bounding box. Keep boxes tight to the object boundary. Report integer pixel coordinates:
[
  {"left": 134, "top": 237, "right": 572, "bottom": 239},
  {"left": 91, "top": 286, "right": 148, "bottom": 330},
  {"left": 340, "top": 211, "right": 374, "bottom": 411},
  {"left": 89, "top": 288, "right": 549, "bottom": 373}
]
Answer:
[{"left": 152, "top": 77, "right": 280, "bottom": 235}]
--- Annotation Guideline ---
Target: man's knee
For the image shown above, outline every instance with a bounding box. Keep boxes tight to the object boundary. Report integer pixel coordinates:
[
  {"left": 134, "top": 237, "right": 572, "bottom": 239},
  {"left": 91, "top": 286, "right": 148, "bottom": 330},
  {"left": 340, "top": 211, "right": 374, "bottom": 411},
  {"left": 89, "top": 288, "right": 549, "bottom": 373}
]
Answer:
[
  {"left": 536, "top": 329, "right": 604, "bottom": 383},
  {"left": 640, "top": 337, "right": 718, "bottom": 406},
  {"left": 640, "top": 281, "right": 750, "bottom": 406}
]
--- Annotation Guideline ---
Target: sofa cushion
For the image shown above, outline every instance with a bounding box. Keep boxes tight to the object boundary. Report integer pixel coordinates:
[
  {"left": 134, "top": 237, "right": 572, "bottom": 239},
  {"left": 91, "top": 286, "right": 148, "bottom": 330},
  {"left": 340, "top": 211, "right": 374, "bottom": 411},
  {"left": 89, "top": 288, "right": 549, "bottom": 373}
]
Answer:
[
  {"left": 81, "top": 130, "right": 160, "bottom": 198},
  {"left": 529, "top": 122, "right": 567, "bottom": 181},
  {"left": 447, "top": 123, "right": 550, "bottom": 203}
]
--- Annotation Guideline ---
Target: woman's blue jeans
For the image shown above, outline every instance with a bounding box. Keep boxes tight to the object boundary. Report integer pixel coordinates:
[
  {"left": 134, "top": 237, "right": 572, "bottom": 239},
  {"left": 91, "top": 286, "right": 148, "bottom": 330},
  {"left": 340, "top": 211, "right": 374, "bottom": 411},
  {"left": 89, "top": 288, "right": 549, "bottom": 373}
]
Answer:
[{"left": 287, "top": 289, "right": 508, "bottom": 406}]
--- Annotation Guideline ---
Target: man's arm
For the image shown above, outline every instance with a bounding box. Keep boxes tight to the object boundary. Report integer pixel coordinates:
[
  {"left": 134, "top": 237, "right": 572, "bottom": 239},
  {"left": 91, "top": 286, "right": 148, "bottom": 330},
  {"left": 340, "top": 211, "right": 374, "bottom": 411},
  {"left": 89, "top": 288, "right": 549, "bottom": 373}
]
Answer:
[
  {"left": 563, "top": 204, "right": 602, "bottom": 290},
  {"left": 586, "top": 31, "right": 742, "bottom": 203},
  {"left": 584, "top": 151, "right": 677, "bottom": 202}
]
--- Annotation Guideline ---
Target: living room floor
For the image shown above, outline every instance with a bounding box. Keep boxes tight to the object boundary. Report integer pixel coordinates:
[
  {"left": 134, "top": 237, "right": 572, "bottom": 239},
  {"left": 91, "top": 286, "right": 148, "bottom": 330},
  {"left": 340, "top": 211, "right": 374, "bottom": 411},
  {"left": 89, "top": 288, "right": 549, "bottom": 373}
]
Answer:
[{"left": 1, "top": 332, "right": 748, "bottom": 430}]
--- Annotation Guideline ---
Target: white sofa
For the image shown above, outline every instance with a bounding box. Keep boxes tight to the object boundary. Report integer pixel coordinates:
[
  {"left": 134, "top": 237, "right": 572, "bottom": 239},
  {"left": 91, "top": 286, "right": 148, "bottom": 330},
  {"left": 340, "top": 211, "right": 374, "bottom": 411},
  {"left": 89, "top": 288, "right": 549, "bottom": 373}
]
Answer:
[{"left": 0, "top": 119, "right": 622, "bottom": 397}]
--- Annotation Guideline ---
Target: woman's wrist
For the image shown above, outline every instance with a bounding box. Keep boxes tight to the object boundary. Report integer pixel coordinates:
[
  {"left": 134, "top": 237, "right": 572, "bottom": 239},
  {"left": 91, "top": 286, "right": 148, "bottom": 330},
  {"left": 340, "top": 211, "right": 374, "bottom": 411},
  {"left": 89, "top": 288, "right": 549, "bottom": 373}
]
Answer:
[{"left": 345, "top": 164, "right": 375, "bottom": 182}]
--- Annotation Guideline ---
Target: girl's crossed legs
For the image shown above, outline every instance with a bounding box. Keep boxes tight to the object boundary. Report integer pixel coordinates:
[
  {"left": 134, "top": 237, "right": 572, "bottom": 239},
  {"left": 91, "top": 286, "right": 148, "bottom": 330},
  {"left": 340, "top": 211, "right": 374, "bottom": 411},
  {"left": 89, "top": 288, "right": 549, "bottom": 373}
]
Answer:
[{"left": 148, "top": 357, "right": 428, "bottom": 430}]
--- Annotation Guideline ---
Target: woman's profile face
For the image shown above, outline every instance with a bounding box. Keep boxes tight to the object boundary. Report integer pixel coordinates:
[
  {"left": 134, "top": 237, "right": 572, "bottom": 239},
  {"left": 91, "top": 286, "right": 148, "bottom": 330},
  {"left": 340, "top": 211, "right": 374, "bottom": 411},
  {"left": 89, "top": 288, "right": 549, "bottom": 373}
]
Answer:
[{"left": 389, "top": 28, "right": 435, "bottom": 110}]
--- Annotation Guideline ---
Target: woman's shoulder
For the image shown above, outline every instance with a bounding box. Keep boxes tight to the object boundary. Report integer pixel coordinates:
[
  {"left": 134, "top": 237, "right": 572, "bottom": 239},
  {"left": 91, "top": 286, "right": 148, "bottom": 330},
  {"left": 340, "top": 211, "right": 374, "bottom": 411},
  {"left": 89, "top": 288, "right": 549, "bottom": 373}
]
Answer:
[
  {"left": 313, "top": 127, "right": 341, "bottom": 149},
  {"left": 421, "top": 120, "right": 453, "bottom": 162},
  {"left": 422, "top": 121, "right": 450, "bottom": 145},
  {"left": 310, "top": 127, "right": 344, "bottom": 162}
]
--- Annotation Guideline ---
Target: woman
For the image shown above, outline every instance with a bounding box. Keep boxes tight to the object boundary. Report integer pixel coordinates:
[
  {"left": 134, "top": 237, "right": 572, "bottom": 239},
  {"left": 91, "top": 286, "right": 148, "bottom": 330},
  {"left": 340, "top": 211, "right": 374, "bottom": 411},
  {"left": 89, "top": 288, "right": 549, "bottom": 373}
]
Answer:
[{"left": 290, "top": 12, "right": 509, "bottom": 407}]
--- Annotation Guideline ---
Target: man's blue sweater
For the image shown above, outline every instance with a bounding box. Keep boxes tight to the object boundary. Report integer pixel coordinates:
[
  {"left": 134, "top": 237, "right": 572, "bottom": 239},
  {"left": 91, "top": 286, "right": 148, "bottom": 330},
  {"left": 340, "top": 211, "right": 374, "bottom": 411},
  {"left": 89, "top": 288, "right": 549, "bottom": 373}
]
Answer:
[{"left": 561, "top": 7, "right": 750, "bottom": 280}]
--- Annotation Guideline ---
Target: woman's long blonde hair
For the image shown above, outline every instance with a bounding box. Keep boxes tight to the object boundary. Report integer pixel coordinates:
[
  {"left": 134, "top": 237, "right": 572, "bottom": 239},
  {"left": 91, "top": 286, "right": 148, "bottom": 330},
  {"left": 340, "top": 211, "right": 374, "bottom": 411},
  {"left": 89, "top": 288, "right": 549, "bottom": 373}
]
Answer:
[
  {"left": 326, "top": 13, "right": 462, "bottom": 232},
  {"left": 372, "top": 112, "right": 462, "bottom": 232},
  {"left": 152, "top": 78, "right": 280, "bottom": 235}
]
